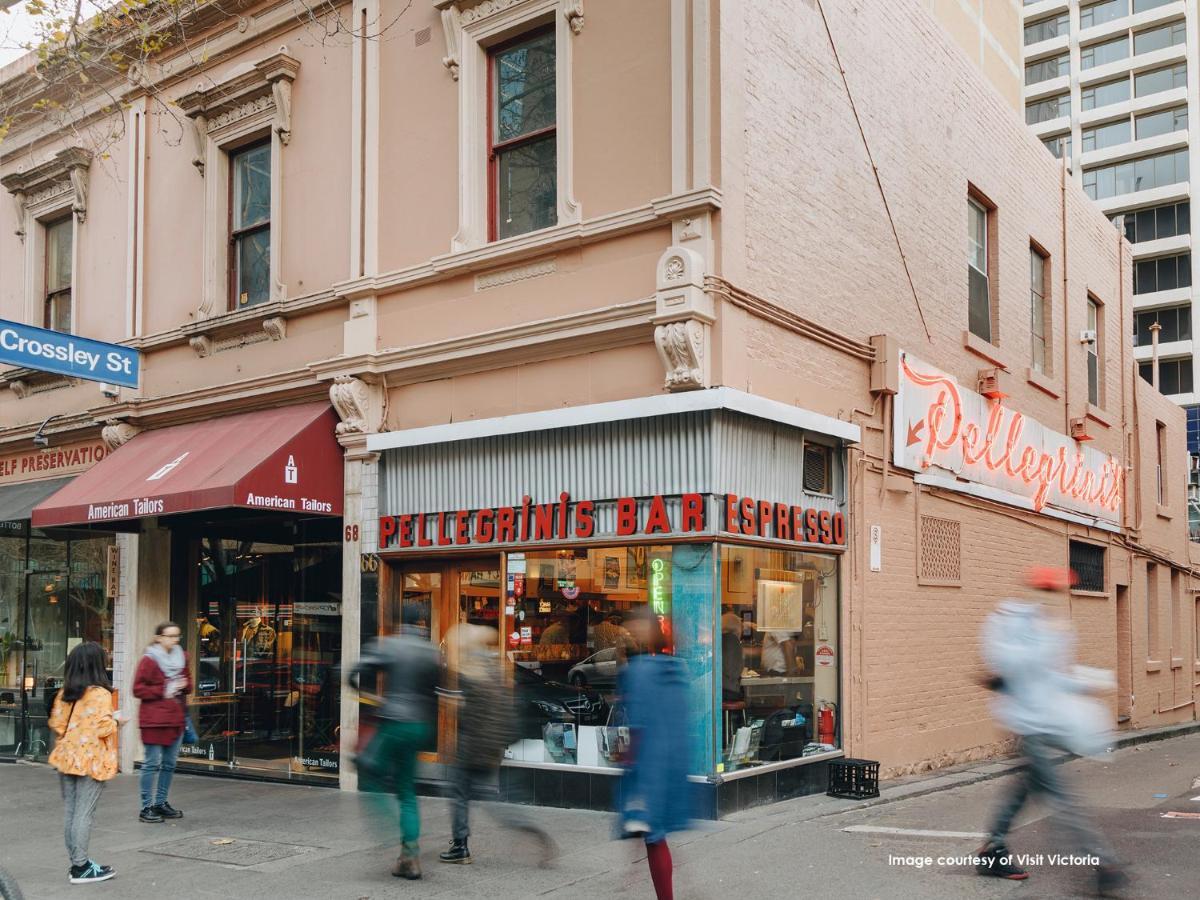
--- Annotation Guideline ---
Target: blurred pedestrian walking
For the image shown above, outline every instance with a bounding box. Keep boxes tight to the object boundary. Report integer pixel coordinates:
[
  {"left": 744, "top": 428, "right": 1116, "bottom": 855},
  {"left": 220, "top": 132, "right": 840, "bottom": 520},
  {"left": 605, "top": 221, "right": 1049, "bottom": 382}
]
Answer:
[
  {"left": 438, "top": 623, "right": 556, "bottom": 866},
  {"left": 977, "top": 566, "right": 1127, "bottom": 896},
  {"left": 48, "top": 641, "right": 124, "bottom": 885},
  {"left": 618, "top": 608, "right": 693, "bottom": 900},
  {"left": 350, "top": 601, "right": 440, "bottom": 880},
  {"left": 133, "top": 621, "right": 191, "bottom": 824}
]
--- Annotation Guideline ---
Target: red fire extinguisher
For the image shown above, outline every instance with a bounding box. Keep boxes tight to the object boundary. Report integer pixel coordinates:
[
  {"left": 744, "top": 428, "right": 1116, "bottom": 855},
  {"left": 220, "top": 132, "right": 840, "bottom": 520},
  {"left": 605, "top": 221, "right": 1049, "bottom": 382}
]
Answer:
[{"left": 818, "top": 701, "right": 836, "bottom": 745}]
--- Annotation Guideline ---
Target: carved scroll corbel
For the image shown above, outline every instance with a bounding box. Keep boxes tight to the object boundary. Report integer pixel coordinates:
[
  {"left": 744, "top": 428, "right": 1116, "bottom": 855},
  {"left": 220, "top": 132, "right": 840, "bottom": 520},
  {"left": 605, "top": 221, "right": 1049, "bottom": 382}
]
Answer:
[
  {"left": 564, "top": 0, "right": 584, "bottom": 34},
  {"left": 654, "top": 319, "right": 708, "bottom": 391},
  {"left": 330, "top": 375, "right": 387, "bottom": 435},
  {"left": 8, "top": 379, "right": 28, "bottom": 400},
  {"left": 101, "top": 419, "right": 141, "bottom": 451},
  {"left": 440, "top": 7, "right": 461, "bottom": 80},
  {"left": 68, "top": 164, "right": 88, "bottom": 223},
  {"left": 190, "top": 113, "right": 207, "bottom": 175},
  {"left": 262, "top": 317, "right": 286, "bottom": 341},
  {"left": 11, "top": 190, "right": 26, "bottom": 241},
  {"left": 271, "top": 78, "right": 293, "bottom": 145},
  {"left": 189, "top": 335, "right": 213, "bottom": 358}
]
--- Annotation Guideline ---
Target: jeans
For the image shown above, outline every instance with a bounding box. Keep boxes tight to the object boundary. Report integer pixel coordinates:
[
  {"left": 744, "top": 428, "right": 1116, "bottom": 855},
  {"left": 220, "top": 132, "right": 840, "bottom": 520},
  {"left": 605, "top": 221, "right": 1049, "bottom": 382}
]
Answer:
[
  {"left": 361, "top": 721, "right": 431, "bottom": 849},
  {"left": 450, "top": 764, "right": 543, "bottom": 842},
  {"left": 60, "top": 774, "right": 105, "bottom": 868},
  {"left": 987, "top": 734, "right": 1114, "bottom": 863},
  {"left": 140, "top": 733, "right": 183, "bottom": 809}
]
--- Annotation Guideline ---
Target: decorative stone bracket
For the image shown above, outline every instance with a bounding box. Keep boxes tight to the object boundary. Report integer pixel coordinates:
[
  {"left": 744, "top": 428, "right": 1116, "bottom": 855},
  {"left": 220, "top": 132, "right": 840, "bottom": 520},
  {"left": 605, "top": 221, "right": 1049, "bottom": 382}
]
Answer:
[
  {"left": 652, "top": 245, "right": 712, "bottom": 392},
  {"left": 182, "top": 305, "right": 288, "bottom": 358},
  {"left": 1, "top": 146, "right": 93, "bottom": 235},
  {"left": 101, "top": 419, "right": 142, "bottom": 451},
  {"left": 436, "top": 0, "right": 584, "bottom": 81},
  {"left": 177, "top": 49, "right": 300, "bottom": 174},
  {"left": 330, "top": 375, "right": 387, "bottom": 436}
]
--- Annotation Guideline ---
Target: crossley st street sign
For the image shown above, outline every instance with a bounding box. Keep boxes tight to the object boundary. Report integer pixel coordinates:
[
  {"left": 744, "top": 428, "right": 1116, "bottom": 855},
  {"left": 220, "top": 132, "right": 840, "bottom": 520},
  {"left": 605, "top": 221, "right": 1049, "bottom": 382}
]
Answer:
[{"left": 0, "top": 318, "right": 140, "bottom": 389}]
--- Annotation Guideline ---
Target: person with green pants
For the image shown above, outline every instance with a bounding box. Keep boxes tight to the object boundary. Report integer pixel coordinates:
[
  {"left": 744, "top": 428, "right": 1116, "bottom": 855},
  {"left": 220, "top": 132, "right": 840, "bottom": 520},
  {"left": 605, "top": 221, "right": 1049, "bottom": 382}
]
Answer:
[{"left": 351, "top": 602, "right": 440, "bottom": 880}]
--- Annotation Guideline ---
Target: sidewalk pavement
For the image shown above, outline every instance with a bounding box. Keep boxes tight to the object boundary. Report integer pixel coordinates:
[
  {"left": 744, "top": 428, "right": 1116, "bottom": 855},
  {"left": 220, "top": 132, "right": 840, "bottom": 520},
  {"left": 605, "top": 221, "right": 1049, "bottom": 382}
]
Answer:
[{"left": 1, "top": 719, "right": 1197, "bottom": 899}]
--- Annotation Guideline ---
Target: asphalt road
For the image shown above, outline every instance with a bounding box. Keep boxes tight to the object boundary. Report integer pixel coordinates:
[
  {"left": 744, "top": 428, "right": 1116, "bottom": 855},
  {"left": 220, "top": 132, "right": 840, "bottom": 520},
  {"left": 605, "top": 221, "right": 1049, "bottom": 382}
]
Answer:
[{"left": 1, "top": 734, "right": 1198, "bottom": 899}]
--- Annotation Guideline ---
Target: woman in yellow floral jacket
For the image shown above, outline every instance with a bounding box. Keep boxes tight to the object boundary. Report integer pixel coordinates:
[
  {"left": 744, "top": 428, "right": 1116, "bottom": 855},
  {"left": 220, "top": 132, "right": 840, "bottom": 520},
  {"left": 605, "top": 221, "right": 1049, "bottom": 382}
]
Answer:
[{"left": 47, "top": 641, "right": 125, "bottom": 885}]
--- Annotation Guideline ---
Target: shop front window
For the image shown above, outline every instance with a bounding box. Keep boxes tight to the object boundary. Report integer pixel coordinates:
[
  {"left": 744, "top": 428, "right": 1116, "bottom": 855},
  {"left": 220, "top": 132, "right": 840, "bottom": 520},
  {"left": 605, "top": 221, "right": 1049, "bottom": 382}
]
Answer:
[
  {"left": 504, "top": 544, "right": 678, "bottom": 768},
  {"left": 175, "top": 518, "right": 342, "bottom": 781},
  {"left": 718, "top": 545, "right": 840, "bottom": 772}
]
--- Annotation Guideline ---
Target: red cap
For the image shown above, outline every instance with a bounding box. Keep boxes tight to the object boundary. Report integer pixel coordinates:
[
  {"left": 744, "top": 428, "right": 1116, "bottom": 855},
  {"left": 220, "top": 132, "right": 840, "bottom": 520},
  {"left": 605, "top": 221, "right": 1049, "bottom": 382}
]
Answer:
[{"left": 1025, "top": 566, "right": 1078, "bottom": 591}]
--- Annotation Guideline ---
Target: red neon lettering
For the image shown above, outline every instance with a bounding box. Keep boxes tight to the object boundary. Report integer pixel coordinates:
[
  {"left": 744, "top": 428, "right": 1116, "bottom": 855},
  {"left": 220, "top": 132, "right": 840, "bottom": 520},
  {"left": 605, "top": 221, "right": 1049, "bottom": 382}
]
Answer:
[
  {"left": 533, "top": 503, "right": 556, "bottom": 540},
  {"left": 455, "top": 510, "right": 470, "bottom": 545},
  {"left": 475, "top": 509, "right": 494, "bottom": 543},
  {"left": 725, "top": 494, "right": 740, "bottom": 532},
  {"left": 379, "top": 516, "right": 397, "bottom": 548},
  {"left": 832, "top": 512, "right": 846, "bottom": 544},
  {"left": 740, "top": 497, "right": 757, "bottom": 536},
  {"left": 416, "top": 513, "right": 432, "bottom": 547},
  {"left": 681, "top": 494, "right": 704, "bottom": 532},
  {"left": 644, "top": 495, "right": 671, "bottom": 534},
  {"left": 398, "top": 514, "right": 413, "bottom": 549},
  {"left": 495, "top": 507, "right": 516, "bottom": 542},
  {"left": 617, "top": 498, "right": 637, "bottom": 536},
  {"left": 774, "top": 503, "right": 790, "bottom": 540},
  {"left": 574, "top": 500, "right": 595, "bottom": 538},
  {"left": 805, "top": 509, "right": 819, "bottom": 542},
  {"left": 436, "top": 512, "right": 453, "bottom": 546},
  {"left": 757, "top": 500, "right": 772, "bottom": 537},
  {"left": 818, "top": 510, "right": 833, "bottom": 545}
]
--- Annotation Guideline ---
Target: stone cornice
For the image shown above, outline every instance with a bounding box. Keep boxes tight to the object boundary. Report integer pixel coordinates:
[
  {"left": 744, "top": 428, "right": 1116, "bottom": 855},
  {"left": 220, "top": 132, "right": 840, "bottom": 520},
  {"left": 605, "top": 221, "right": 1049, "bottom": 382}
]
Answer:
[
  {"left": 309, "top": 297, "right": 656, "bottom": 386},
  {"left": 332, "top": 187, "right": 722, "bottom": 300}
]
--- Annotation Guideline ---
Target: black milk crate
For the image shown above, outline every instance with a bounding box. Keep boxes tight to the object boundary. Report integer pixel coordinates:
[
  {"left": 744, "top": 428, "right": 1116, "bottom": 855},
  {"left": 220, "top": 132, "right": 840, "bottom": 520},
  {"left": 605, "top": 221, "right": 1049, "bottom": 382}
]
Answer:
[{"left": 827, "top": 758, "right": 880, "bottom": 799}]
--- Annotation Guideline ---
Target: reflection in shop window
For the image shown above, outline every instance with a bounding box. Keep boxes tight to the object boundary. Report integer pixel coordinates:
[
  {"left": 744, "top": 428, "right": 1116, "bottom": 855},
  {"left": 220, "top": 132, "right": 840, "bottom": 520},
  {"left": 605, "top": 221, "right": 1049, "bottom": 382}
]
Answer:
[{"left": 718, "top": 545, "right": 839, "bottom": 772}]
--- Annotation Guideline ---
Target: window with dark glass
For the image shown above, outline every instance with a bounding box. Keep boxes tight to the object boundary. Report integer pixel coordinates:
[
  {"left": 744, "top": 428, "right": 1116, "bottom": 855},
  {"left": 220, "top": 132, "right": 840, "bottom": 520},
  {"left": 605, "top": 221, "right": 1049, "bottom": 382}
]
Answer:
[
  {"left": 1069, "top": 541, "right": 1106, "bottom": 592},
  {"left": 1026, "top": 12, "right": 1070, "bottom": 45},
  {"left": 1081, "top": 0, "right": 1126, "bottom": 29},
  {"left": 1135, "top": 105, "right": 1188, "bottom": 141},
  {"left": 490, "top": 29, "right": 557, "bottom": 241},
  {"left": 1082, "top": 148, "right": 1189, "bottom": 199},
  {"left": 1121, "top": 200, "right": 1190, "bottom": 242},
  {"left": 968, "top": 198, "right": 991, "bottom": 342},
  {"left": 1134, "top": 20, "right": 1186, "bottom": 55},
  {"left": 1134, "top": 305, "right": 1191, "bottom": 346},
  {"left": 1026, "top": 52, "right": 1070, "bottom": 84},
  {"left": 1134, "top": 252, "right": 1191, "bottom": 294},
  {"left": 1031, "top": 248, "right": 1049, "bottom": 373},
  {"left": 1081, "top": 35, "right": 1129, "bottom": 69},
  {"left": 43, "top": 216, "right": 72, "bottom": 333},
  {"left": 1140, "top": 358, "right": 1194, "bottom": 394},
  {"left": 1082, "top": 118, "right": 1132, "bottom": 152},
  {"left": 1135, "top": 62, "right": 1187, "bottom": 97},
  {"left": 1027, "top": 93, "right": 1071, "bottom": 125},
  {"left": 1082, "top": 78, "right": 1130, "bottom": 111},
  {"left": 230, "top": 142, "right": 271, "bottom": 308}
]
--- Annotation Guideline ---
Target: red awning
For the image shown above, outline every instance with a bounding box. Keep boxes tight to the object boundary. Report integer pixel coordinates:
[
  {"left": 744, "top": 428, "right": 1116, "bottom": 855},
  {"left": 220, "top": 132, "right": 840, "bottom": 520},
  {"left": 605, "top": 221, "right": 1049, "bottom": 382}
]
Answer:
[{"left": 33, "top": 402, "right": 343, "bottom": 527}]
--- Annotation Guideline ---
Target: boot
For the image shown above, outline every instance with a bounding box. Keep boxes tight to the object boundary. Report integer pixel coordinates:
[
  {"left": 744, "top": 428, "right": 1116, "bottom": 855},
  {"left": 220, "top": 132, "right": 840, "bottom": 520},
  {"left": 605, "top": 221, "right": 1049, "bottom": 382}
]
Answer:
[
  {"left": 975, "top": 842, "right": 1028, "bottom": 880},
  {"left": 439, "top": 838, "right": 472, "bottom": 864},
  {"left": 1096, "top": 864, "right": 1129, "bottom": 897},
  {"left": 392, "top": 845, "right": 422, "bottom": 880}
]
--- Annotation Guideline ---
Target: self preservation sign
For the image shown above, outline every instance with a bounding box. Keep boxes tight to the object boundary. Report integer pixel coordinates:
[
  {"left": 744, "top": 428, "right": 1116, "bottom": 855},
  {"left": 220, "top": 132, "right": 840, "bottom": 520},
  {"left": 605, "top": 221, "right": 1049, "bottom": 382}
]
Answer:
[{"left": 0, "top": 318, "right": 140, "bottom": 388}]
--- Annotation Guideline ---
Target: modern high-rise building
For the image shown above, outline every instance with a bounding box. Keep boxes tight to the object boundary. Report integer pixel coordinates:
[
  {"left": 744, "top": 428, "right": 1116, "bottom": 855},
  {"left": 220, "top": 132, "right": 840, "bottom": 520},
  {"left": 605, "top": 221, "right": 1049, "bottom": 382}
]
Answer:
[{"left": 1021, "top": 0, "right": 1200, "bottom": 531}]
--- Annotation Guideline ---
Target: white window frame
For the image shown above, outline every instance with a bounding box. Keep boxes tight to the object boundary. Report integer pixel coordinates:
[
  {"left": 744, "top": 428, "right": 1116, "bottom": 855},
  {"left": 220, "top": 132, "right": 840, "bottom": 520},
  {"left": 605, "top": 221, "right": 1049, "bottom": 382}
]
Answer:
[{"left": 441, "top": 0, "right": 582, "bottom": 252}]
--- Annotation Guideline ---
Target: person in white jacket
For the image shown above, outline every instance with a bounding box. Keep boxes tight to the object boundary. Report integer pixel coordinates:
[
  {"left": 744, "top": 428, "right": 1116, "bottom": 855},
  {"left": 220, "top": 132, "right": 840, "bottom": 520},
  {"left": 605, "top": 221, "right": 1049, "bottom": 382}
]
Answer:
[{"left": 977, "top": 566, "right": 1126, "bottom": 895}]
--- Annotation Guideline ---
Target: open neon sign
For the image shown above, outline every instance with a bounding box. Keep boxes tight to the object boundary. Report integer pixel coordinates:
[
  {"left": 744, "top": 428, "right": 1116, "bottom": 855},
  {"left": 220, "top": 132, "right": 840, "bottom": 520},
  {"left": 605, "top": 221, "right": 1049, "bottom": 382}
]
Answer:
[{"left": 897, "top": 355, "right": 1122, "bottom": 519}]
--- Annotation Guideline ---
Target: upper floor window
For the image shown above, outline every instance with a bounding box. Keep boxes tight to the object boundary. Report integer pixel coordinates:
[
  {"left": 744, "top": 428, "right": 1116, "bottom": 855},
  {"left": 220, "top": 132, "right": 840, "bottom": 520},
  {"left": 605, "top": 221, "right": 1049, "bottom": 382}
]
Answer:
[
  {"left": 44, "top": 216, "right": 72, "bottom": 333},
  {"left": 1135, "top": 105, "right": 1187, "bottom": 140},
  {"left": 1134, "top": 0, "right": 1175, "bottom": 12},
  {"left": 1027, "top": 93, "right": 1071, "bottom": 125},
  {"left": 1134, "top": 251, "right": 1191, "bottom": 294},
  {"left": 1134, "top": 20, "right": 1185, "bottom": 55},
  {"left": 1135, "top": 62, "right": 1187, "bottom": 97},
  {"left": 1119, "top": 199, "right": 1189, "bottom": 243},
  {"left": 1082, "top": 119, "right": 1132, "bottom": 152},
  {"left": 1133, "top": 305, "right": 1190, "bottom": 346},
  {"left": 490, "top": 29, "right": 557, "bottom": 242},
  {"left": 1139, "top": 357, "right": 1193, "bottom": 394},
  {"left": 968, "top": 197, "right": 993, "bottom": 343},
  {"left": 1081, "top": 0, "right": 1127, "bottom": 29},
  {"left": 1082, "top": 148, "right": 1189, "bottom": 199},
  {"left": 1026, "top": 52, "right": 1070, "bottom": 84},
  {"left": 1026, "top": 13, "right": 1070, "bottom": 45},
  {"left": 1043, "top": 133, "right": 1072, "bottom": 159},
  {"left": 1087, "top": 298, "right": 1102, "bottom": 405},
  {"left": 1081, "top": 35, "right": 1129, "bottom": 69},
  {"left": 1082, "top": 77, "right": 1130, "bottom": 111},
  {"left": 230, "top": 142, "right": 271, "bottom": 309},
  {"left": 1030, "top": 247, "right": 1050, "bottom": 374}
]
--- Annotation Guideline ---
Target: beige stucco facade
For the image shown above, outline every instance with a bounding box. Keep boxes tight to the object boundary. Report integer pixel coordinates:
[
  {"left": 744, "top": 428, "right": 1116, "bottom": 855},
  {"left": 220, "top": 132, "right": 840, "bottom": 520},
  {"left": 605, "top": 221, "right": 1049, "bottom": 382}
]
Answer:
[{"left": 1, "top": 0, "right": 1197, "bottom": 798}]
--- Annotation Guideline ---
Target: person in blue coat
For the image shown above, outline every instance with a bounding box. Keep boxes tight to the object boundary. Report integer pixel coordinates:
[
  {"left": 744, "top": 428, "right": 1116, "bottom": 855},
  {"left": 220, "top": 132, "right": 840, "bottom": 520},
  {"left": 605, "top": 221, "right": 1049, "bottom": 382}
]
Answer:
[{"left": 618, "top": 608, "right": 693, "bottom": 900}]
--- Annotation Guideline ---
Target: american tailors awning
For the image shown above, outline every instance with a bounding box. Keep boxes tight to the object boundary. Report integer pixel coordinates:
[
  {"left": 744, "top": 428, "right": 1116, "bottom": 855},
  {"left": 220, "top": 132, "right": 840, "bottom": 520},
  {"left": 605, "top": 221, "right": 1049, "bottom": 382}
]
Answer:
[{"left": 32, "top": 402, "right": 343, "bottom": 527}]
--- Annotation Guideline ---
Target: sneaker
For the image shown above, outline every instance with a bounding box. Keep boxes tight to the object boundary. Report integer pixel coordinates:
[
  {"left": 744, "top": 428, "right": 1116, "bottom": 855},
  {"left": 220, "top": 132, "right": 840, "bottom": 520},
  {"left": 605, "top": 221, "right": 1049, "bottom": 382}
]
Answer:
[
  {"left": 439, "top": 839, "right": 472, "bottom": 864},
  {"left": 975, "top": 843, "right": 1028, "bottom": 880},
  {"left": 154, "top": 802, "right": 183, "bottom": 819},
  {"left": 139, "top": 806, "right": 164, "bottom": 823},
  {"left": 69, "top": 861, "right": 115, "bottom": 884}
]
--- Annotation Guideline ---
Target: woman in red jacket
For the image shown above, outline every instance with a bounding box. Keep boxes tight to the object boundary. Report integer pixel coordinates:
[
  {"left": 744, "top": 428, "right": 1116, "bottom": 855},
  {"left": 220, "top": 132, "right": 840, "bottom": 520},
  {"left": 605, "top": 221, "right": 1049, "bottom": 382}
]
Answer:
[{"left": 133, "top": 622, "right": 191, "bottom": 823}]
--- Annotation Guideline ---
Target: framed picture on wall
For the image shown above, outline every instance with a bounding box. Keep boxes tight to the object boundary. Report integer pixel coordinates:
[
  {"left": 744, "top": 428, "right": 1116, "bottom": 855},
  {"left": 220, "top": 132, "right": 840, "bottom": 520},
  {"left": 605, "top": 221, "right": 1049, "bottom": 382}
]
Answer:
[
  {"left": 626, "top": 546, "right": 647, "bottom": 590},
  {"left": 603, "top": 556, "right": 621, "bottom": 591}
]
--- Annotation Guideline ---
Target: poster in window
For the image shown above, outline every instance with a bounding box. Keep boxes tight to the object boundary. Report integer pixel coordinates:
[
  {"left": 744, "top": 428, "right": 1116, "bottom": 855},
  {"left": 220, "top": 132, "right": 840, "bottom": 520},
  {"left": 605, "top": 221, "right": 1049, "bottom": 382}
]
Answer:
[
  {"left": 756, "top": 580, "right": 805, "bottom": 632},
  {"left": 603, "top": 556, "right": 621, "bottom": 591},
  {"left": 626, "top": 546, "right": 647, "bottom": 590},
  {"left": 556, "top": 554, "right": 577, "bottom": 590},
  {"left": 538, "top": 563, "right": 554, "bottom": 595}
]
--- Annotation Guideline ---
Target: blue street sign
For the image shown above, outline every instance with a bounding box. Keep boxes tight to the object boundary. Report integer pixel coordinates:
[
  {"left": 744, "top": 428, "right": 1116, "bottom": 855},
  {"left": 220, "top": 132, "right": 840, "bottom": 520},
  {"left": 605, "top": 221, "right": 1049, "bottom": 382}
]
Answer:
[{"left": 0, "top": 318, "right": 140, "bottom": 389}]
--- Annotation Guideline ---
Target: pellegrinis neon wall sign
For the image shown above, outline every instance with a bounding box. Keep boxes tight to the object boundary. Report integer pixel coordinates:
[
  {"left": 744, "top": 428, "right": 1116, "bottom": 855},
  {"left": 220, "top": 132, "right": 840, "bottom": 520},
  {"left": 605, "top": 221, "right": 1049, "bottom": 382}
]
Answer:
[{"left": 893, "top": 352, "right": 1122, "bottom": 524}]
